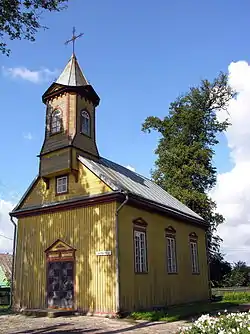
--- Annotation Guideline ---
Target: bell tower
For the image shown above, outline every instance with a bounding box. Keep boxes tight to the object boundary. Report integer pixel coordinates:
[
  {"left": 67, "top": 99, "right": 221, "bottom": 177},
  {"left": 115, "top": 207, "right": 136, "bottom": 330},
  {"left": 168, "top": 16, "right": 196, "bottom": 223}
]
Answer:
[{"left": 39, "top": 30, "right": 100, "bottom": 184}]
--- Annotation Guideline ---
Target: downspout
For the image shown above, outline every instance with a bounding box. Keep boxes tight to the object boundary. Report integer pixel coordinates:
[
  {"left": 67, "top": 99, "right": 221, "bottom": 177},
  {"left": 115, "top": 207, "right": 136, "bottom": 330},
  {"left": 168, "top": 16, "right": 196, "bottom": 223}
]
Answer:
[
  {"left": 9, "top": 215, "right": 17, "bottom": 309},
  {"left": 115, "top": 192, "right": 129, "bottom": 316},
  {"left": 205, "top": 230, "right": 212, "bottom": 301}
]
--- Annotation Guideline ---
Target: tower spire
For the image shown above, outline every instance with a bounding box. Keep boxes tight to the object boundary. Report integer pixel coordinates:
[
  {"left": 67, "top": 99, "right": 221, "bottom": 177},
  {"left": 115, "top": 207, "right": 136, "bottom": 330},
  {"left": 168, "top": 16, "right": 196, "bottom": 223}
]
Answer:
[
  {"left": 55, "top": 54, "right": 89, "bottom": 86},
  {"left": 65, "top": 27, "right": 84, "bottom": 56}
]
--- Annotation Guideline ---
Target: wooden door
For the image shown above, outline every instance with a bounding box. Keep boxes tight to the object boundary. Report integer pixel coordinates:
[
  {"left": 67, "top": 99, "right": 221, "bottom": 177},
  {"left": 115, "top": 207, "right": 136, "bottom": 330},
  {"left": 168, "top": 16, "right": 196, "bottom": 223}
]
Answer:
[{"left": 47, "top": 261, "right": 74, "bottom": 309}]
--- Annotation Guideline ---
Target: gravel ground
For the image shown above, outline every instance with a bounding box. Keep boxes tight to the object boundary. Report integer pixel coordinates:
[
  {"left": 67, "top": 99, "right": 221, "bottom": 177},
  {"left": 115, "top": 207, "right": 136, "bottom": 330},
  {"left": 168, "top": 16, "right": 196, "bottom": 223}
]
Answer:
[{"left": 0, "top": 314, "right": 188, "bottom": 334}]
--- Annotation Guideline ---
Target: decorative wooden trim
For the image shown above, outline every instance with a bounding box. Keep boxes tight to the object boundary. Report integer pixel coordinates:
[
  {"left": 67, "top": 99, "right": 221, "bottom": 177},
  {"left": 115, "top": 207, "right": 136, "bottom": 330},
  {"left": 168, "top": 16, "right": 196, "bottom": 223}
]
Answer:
[
  {"left": 133, "top": 226, "right": 146, "bottom": 233},
  {"left": 189, "top": 232, "right": 198, "bottom": 242},
  {"left": 55, "top": 174, "right": 69, "bottom": 196},
  {"left": 11, "top": 192, "right": 124, "bottom": 218},
  {"left": 45, "top": 239, "right": 76, "bottom": 253},
  {"left": 45, "top": 239, "right": 76, "bottom": 310},
  {"left": 133, "top": 217, "right": 148, "bottom": 227},
  {"left": 165, "top": 225, "right": 176, "bottom": 237},
  {"left": 133, "top": 226, "right": 148, "bottom": 274},
  {"left": 42, "top": 84, "right": 100, "bottom": 107}
]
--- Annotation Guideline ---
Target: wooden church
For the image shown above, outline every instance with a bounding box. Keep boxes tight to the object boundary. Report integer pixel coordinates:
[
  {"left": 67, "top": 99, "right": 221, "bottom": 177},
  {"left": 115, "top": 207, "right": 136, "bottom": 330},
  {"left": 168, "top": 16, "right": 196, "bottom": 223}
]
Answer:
[{"left": 10, "top": 45, "right": 210, "bottom": 315}]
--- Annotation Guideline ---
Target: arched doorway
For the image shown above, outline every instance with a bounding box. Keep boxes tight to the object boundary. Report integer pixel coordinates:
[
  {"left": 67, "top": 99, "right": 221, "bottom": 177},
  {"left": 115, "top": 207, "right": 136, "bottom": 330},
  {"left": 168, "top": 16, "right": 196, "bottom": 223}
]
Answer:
[{"left": 45, "top": 240, "right": 75, "bottom": 309}]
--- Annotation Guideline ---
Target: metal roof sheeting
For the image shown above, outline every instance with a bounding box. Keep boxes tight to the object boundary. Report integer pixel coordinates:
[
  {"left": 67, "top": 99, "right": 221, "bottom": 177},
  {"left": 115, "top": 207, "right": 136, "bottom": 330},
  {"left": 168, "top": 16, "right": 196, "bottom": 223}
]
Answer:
[
  {"left": 56, "top": 54, "right": 89, "bottom": 86},
  {"left": 78, "top": 156, "right": 204, "bottom": 221}
]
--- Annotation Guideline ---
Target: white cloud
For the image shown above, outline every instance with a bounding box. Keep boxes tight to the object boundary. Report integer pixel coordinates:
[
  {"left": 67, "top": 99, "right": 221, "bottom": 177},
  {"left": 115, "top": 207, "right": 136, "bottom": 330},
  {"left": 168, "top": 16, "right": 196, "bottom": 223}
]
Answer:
[
  {"left": 23, "top": 132, "right": 33, "bottom": 140},
  {"left": 212, "top": 60, "right": 250, "bottom": 264},
  {"left": 0, "top": 199, "right": 14, "bottom": 253},
  {"left": 2, "top": 66, "right": 59, "bottom": 84},
  {"left": 126, "top": 165, "right": 136, "bottom": 172}
]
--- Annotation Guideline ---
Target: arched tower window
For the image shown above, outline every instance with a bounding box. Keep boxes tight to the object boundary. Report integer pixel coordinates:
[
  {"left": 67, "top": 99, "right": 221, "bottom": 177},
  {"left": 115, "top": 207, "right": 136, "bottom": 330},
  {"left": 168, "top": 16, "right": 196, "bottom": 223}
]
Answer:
[
  {"left": 81, "top": 110, "right": 90, "bottom": 136},
  {"left": 51, "top": 109, "right": 62, "bottom": 134}
]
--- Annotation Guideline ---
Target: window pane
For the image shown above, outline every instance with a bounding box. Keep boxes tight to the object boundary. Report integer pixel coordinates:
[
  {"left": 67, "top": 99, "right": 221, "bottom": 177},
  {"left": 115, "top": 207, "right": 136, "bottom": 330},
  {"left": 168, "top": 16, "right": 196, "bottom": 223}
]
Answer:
[
  {"left": 56, "top": 177, "right": 67, "bottom": 194},
  {"left": 51, "top": 110, "right": 61, "bottom": 134},
  {"left": 134, "top": 230, "right": 147, "bottom": 273},
  {"left": 167, "top": 237, "right": 177, "bottom": 273},
  {"left": 81, "top": 111, "right": 90, "bottom": 135},
  {"left": 190, "top": 241, "right": 199, "bottom": 273}
]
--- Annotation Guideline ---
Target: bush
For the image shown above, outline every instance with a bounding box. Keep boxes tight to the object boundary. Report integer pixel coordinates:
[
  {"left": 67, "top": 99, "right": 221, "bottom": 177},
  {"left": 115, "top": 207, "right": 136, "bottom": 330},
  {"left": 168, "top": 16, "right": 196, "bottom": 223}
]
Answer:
[{"left": 178, "top": 312, "right": 250, "bottom": 333}]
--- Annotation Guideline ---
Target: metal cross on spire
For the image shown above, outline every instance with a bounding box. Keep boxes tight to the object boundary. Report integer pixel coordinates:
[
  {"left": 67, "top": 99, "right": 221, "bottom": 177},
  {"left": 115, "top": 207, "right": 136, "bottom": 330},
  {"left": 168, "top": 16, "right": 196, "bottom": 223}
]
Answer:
[{"left": 65, "top": 27, "right": 84, "bottom": 55}]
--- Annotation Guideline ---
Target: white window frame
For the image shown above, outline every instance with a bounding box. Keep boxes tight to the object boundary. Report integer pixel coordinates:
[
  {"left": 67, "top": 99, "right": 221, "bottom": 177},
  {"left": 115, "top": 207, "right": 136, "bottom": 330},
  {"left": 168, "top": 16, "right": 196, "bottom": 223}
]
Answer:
[
  {"left": 166, "top": 236, "right": 177, "bottom": 273},
  {"left": 134, "top": 229, "right": 147, "bottom": 273},
  {"left": 51, "top": 110, "right": 62, "bottom": 134},
  {"left": 56, "top": 176, "right": 68, "bottom": 194},
  {"left": 190, "top": 240, "right": 199, "bottom": 274},
  {"left": 81, "top": 110, "right": 90, "bottom": 136}
]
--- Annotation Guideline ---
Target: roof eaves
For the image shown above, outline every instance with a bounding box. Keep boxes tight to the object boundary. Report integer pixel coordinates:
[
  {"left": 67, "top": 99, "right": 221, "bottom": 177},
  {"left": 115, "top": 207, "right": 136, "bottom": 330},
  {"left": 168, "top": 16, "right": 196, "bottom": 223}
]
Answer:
[
  {"left": 10, "top": 191, "right": 123, "bottom": 217},
  {"left": 129, "top": 193, "right": 208, "bottom": 227},
  {"left": 11, "top": 176, "right": 39, "bottom": 213}
]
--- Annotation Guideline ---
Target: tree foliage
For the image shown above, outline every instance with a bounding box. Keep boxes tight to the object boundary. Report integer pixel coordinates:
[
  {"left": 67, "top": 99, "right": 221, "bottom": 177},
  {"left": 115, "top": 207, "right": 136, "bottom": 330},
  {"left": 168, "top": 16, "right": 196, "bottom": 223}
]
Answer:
[
  {"left": 3, "top": 277, "right": 10, "bottom": 287},
  {"left": 224, "top": 261, "right": 250, "bottom": 287},
  {"left": 142, "top": 72, "right": 235, "bottom": 256},
  {"left": 210, "top": 252, "right": 231, "bottom": 287},
  {"left": 0, "top": 0, "right": 68, "bottom": 55}
]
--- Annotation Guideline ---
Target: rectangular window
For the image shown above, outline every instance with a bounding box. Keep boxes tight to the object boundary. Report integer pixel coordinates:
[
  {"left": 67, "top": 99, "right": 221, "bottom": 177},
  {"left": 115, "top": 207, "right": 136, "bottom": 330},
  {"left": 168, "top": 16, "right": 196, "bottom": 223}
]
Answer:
[
  {"left": 134, "top": 230, "right": 147, "bottom": 273},
  {"left": 166, "top": 236, "right": 177, "bottom": 273},
  {"left": 190, "top": 241, "right": 199, "bottom": 274},
  {"left": 56, "top": 176, "right": 68, "bottom": 194}
]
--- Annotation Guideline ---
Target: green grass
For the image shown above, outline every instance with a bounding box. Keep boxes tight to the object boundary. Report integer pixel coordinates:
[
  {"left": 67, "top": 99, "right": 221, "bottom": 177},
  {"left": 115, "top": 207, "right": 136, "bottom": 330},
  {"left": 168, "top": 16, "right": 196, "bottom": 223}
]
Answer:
[
  {"left": 129, "top": 293, "right": 250, "bottom": 322},
  {"left": 223, "top": 291, "right": 250, "bottom": 303}
]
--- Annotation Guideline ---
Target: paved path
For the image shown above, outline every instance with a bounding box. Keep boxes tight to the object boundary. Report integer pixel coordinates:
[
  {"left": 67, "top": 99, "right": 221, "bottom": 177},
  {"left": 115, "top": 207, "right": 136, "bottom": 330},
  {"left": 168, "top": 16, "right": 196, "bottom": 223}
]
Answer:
[{"left": 0, "top": 314, "right": 187, "bottom": 334}]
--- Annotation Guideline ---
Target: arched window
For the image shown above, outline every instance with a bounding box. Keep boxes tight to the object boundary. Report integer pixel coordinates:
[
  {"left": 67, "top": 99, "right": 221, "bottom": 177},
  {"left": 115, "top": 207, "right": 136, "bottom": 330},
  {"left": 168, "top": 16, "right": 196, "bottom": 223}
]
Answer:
[
  {"left": 81, "top": 110, "right": 90, "bottom": 136},
  {"left": 165, "top": 226, "right": 177, "bottom": 274},
  {"left": 51, "top": 109, "right": 62, "bottom": 134}
]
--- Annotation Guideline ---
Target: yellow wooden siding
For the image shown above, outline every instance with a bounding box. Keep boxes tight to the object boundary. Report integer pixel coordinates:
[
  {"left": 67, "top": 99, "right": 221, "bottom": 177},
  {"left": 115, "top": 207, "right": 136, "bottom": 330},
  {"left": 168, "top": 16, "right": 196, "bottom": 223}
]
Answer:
[
  {"left": 14, "top": 202, "right": 117, "bottom": 313},
  {"left": 21, "top": 163, "right": 111, "bottom": 209},
  {"left": 68, "top": 93, "right": 77, "bottom": 139},
  {"left": 118, "top": 205, "right": 209, "bottom": 311},
  {"left": 72, "top": 95, "right": 98, "bottom": 157}
]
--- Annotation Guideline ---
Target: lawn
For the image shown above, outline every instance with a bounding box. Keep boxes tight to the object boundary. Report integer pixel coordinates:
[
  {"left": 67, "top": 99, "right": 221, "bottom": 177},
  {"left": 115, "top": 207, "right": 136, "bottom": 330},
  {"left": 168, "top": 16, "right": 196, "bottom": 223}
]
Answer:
[{"left": 129, "top": 292, "right": 250, "bottom": 322}]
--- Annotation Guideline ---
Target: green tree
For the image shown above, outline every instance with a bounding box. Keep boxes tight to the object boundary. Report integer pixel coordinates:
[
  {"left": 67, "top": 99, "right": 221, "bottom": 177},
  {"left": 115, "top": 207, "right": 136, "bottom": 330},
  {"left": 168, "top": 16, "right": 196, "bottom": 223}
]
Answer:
[
  {"left": 210, "top": 252, "right": 231, "bottom": 287},
  {"left": 3, "top": 277, "right": 10, "bottom": 287},
  {"left": 224, "top": 261, "right": 250, "bottom": 287},
  {"left": 142, "top": 72, "right": 234, "bottom": 256},
  {"left": 0, "top": 0, "right": 68, "bottom": 55}
]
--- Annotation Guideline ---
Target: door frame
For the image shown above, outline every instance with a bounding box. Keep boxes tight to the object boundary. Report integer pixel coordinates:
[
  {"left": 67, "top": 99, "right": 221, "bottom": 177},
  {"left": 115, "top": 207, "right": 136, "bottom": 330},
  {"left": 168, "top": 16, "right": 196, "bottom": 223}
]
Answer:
[{"left": 45, "top": 239, "right": 76, "bottom": 310}]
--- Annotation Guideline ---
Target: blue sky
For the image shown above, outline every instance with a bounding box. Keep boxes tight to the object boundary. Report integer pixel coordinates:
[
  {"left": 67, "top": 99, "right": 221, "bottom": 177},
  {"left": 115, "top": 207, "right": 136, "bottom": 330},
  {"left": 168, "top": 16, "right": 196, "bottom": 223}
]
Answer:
[
  {"left": 1, "top": 0, "right": 245, "bottom": 200},
  {"left": 1, "top": 0, "right": 250, "bottom": 261}
]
